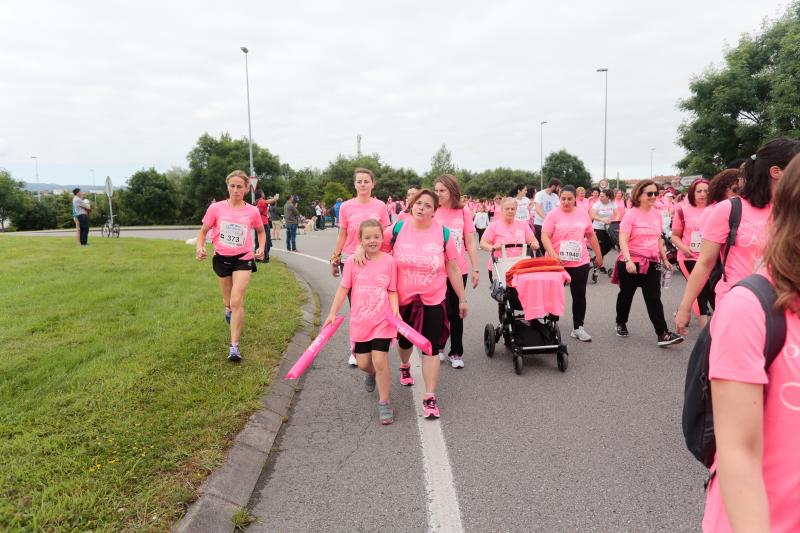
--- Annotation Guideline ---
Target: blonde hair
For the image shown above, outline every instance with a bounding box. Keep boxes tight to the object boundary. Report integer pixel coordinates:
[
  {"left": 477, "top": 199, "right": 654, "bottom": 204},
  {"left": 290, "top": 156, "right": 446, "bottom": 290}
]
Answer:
[
  {"left": 226, "top": 170, "right": 248, "bottom": 185},
  {"left": 763, "top": 153, "right": 800, "bottom": 312}
]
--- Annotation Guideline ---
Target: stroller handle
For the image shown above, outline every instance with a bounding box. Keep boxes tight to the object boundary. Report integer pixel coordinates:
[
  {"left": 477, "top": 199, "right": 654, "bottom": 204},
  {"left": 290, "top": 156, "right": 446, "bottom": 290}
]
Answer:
[{"left": 492, "top": 243, "right": 525, "bottom": 263}]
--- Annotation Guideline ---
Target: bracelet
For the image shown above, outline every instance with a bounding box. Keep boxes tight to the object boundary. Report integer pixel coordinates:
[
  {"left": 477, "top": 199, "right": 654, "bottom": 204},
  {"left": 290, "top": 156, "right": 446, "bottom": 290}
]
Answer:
[
  {"left": 459, "top": 300, "right": 467, "bottom": 304},
  {"left": 472, "top": 269, "right": 479, "bottom": 273}
]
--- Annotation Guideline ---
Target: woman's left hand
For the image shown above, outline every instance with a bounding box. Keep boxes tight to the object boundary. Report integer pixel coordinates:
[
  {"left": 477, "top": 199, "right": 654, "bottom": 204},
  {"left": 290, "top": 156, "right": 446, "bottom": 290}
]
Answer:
[
  {"left": 663, "top": 259, "right": 674, "bottom": 272},
  {"left": 254, "top": 248, "right": 265, "bottom": 261},
  {"left": 470, "top": 270, "right": 479, "bottom": 288},
  {"left": 458, "top": 301, "right": 468, "bottom": 319}
]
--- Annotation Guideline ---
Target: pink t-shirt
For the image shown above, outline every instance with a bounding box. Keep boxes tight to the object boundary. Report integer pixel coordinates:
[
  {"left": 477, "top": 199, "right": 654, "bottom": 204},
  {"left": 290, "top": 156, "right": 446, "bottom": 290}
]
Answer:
[
  {"left": 398, "top": 210, "right": 411, "bottom": 221},
  {"left": 434, "top": 206, "right": 476, "bottom": 274},
  {"left": 703, "top": 278, "right": 800, "bottom": 533},
  {"left": 672, "top": 203, "right": 707, "bottom": 261},
  {"left": 613, "top": 199, "right": 626, "bottom": 221},
  {"left": 339, "top": 198, "right": 391, "bottom": 256},
  {"left": 202, "top": 200, "right": 262, "bottom": 260},
  {"left": 541, "top": 208, "right": 594, "bottom": 267},
  {"left": 702, "top": 198, "right": 771, "bottom": 299},
  {"left": 339, "top": 253, "right": 398, "bottom": 343},
  {"left": 576, "top": 198, "right": 591, "bottom": 214},
  {"left": 619, "top": 207, "right": 662, "bottom": 260},
  {"left": 382, "top": 220, "right": 459, "bottom": 306},
  {"left": 481, "top": 219, "right": 534, "bottom": 271}
]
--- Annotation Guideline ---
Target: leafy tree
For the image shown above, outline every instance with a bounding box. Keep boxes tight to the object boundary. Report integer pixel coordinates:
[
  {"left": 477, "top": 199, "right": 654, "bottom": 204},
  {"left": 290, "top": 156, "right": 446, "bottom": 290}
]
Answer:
[
  {"left": 322, "top": 153, "right": 383, "bottom": 192},
  {"left": 321, "top": 181, "right": 349, "bottom": 208},
  {"left": 677, "top": 3, "right": 800, "bottom": 176},
  {"left": 426, "top": 143, "right": 456, "bottom": 184},
  {"left": 463, "top": 168, "right": 539, "bottom": 198},
  {"left": 542, "top": 150, "right": 592, "bottom": 189},
  {"left": 124, "top": 168, "right": 179, "bottom": 225},
  {"left": 0, "top": 170, "right": 27, "bottom": 231},
  {"left": 374, "top": 167, "right": 420, "bottom": 200},
  {"left": 182, "top": 133, "right": 282, "bottom": 222},
  {"left": 11, "top": 199, "right": 57, "bottom": 231}
]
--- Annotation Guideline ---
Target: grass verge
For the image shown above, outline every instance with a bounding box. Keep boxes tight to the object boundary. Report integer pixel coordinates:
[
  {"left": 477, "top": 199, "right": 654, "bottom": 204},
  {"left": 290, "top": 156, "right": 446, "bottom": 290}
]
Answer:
[{"left": 0, "top": 236, "right": 303, "bottom": 532}]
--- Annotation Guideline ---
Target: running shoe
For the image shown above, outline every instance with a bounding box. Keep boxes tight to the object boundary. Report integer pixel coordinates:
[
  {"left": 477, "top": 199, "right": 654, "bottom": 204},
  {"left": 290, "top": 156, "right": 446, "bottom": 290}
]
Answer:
[
  {"left": 365, "top": 373, "right": 376, "bottom": 392},
  {"left": 657, "top": 331, "right": 684, "bottom": 347},
  {"left": 449, "top": 355, "right": 464, "bottom": 369},
  {"left": 378, "top": 401, "right": 394, "bottom": 425},
  {"left": 228, "top": 344, "right": 242, "bottom": 362},
  {"left": 348, "top": 353, "right": 357, "bottom": 367},
  {"left": 224, "top": 308, "right": 232, "bottom": 325},
  {"left": 438, "top": 350, "right": 446, "bottom": 362},
  {"left": 399, "top": 365, "right": 414, "bottom": 386},
  {"left": 570, "top": 326, "right": 592, "bottom": 342},
  {"left": 599, "top": 266, "right": 607, "bottom": 274},
  {"left": 615, "top": 323, "right": 629, "bottom": 337},
  {"left": 422, "top": 395, "right": 440, "bottom": 419}
]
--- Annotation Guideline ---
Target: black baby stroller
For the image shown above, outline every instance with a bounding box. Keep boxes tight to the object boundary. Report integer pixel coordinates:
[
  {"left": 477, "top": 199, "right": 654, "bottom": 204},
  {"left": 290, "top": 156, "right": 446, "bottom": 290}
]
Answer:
[
  {"left": 590, "top": 220, "right": 621, "bottom": 283},
  {"left": 484, "top": 249, "right": 569, "bottom": 375}
]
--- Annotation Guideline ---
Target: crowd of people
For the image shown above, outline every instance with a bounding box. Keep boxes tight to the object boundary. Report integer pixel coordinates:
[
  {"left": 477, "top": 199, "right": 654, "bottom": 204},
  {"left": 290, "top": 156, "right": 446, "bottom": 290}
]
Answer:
[{"left": 195, "top": 137, "right": 800, "bottom": 531}]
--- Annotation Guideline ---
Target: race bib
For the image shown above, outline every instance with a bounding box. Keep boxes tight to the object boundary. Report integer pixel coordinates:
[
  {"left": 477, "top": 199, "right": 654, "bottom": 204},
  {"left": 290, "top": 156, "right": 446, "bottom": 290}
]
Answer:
[
  {"left": 219, "top": 220, "right": 247, "bottom": 248},
  {"left": 690, "top": 231, "right": 702, "bottom": 252},
  {"left": 452, "top": 228, "right": 464, "bottom": 254},
  {"left": 559, "top": 240, "right": 582, "bottom": 263}
]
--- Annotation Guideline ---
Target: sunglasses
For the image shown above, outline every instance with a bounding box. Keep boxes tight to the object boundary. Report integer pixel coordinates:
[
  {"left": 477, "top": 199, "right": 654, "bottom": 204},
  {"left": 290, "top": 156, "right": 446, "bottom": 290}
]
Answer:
[{"left": 643, "top": 191, "right": 658, "bottom": 197}]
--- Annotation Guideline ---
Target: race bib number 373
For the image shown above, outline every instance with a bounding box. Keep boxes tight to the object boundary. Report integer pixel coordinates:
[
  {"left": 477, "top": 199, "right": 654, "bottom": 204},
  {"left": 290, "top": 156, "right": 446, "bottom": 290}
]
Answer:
[{"left": 219, "top": 220, "right": 247, "bottom": 248}]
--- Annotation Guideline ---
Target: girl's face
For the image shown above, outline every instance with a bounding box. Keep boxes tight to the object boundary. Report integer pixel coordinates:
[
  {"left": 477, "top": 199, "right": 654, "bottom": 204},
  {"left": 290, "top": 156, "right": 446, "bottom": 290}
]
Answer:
[
  {"left": 434, "top": 182, "right": 451, "bottom": 207},
  {"left": 360, "top": 226, "right": 383, "bottom": 254},
  {"left": 354, "top": 173, "right": 374, "bottom": 196},
  {"left": 517, "top": 187, "right": 527, "bottom": 198},
  {"left": 412, "top": 193, "right": 436, "bottom": 220},
  {"left": 560, "top": 192, "right": 576, "bottom": 210},
  {"left": 227, "top": 178, "right": 247, "bottom": 201},
  {"left": 599, "top": 191, "right": 609, "bottom": 203},
  {"left": 591, "top": 190, "right": 599, "bottom": 201},
  {"left": 502, "top": 201, "right": 516, "bottom": 221},
  {"left": 694, "top": 184, "right": 709, "bottom": 204},
  {"left": 641, "top": 185, "right": 658, "bottom": 207}
]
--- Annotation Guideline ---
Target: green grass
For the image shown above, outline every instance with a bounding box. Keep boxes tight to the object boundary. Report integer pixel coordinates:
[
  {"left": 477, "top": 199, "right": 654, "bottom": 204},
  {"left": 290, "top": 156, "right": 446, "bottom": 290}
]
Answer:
[{"left": 0, "top": 236, "right": 304, "bottom": 532}]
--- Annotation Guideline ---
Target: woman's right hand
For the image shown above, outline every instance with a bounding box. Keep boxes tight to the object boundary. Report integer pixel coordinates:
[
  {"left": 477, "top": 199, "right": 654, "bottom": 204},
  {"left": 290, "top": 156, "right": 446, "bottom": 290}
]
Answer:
[
  {"left": 353, "top": 245, "right": 367, "bottom": 266},
  {"left": 675, "top": 306, "right": 691, "bottom": 336},
  {"left": 625, "top": 260, "right": 636, "bottom": 274},
  {"left": 322, "top": 314, "right": 336, "bottom": 328},
  {"left": 330, "top": 260, "right": 340, "bottom": 277},
  {"left": 196, "top": 247, "right": 207, "bottom": 261}
]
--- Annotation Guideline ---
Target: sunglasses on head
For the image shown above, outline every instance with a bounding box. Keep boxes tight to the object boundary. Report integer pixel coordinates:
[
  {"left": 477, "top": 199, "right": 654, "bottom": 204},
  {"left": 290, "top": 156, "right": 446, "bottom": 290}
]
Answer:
[{"left": 644, "top": 191, "right": 658, "bottom": 197}]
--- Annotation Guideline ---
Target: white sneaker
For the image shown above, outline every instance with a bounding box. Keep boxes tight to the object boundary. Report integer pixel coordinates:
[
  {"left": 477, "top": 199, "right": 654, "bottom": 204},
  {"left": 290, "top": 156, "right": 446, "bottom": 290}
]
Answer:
[
  {"left": 449, "top": 355, "right": 464, "bottom": 368},
  {"left": 348, "top": 353, "right": 358, "bottom": 367},
  {"left": 438, "top": 351, "right": 446, "bottom": 362},
  {"left": 570, "top": 326, "right": 592, "bottom": 342}
]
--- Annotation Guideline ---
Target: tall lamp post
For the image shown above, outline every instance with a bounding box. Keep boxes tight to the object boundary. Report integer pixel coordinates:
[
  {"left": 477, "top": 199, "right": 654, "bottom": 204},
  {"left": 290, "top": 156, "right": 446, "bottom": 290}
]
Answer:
[
  {"left": 240, "top": 46, "right": 256, "bottom": 205},
  {"left": 596, "top": 68, "right": 608, "bottom": 181},
  {"left": 90, "top": 168, "right": 96, "bottom": 201},
  {"left": 31, "top": 156, "right": 40, "bottom": 201},
  {"left": 650, "top": 147, "right": 656, "bottom": 179},
  {"left": 539, "top": 120, "right": 548, "bottom": 191}
]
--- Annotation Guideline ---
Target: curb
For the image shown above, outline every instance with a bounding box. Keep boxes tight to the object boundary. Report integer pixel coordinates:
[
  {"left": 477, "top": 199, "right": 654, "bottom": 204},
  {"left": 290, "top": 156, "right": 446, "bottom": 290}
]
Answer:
[{"left": 174, "top": 275, "right": 318, "bottom": 533}]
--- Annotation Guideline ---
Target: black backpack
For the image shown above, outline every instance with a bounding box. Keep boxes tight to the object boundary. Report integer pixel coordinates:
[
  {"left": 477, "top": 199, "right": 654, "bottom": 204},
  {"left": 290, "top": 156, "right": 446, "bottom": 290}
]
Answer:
[
  {"left": 707, "top": 196, "right": 742, "bottom": 310},
  {"left": 682, "top": 274, "right": 787, "bottom": 469}
]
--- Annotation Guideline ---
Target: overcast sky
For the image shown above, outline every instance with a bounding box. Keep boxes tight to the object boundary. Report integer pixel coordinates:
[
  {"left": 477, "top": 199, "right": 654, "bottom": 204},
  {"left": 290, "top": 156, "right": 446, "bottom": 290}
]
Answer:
[{"left": 0, "top": 0, "right": 789, "bottom": 187}]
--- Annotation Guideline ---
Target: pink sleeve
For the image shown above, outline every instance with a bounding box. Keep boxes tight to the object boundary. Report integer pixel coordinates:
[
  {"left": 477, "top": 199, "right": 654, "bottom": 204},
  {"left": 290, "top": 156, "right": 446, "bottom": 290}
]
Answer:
[
  {"left": 445, "top": 232, "right": 459, "bottom": 261},
  {"left": 619, "top": 210, "right": 634, "bottom": 235},
  {"left": 388, "top": 257, "right": 397, "bottom": 292},
  {"left": 340, "top": 259, "right": 354, "bottom": 290},
  {"left": 483, "top": 223, "right": 496, "bottom": 243},
  {"left": 584, "top": 216, "right": 594, "bottom": 237},
  {"left": 380, "top": 209, "right": 390, "bottom": 227},
  {"left": 463, "top": 207, "right": 476, "bottom": 234},
  {"left": 702, "top": 200, "right": 733, "bottom": 245},
  {"left": 523, "top": 223, "right": 534, "bottom": 241},
  {"left": 252, "top": 210, "right": 262, "bottom": 228},
  {"left": 201, "top": 203, "right": 217, "bottom": 227},
  {"left": 708, "top": 287, "right": 768, "bottom": 384},
  {"left": 541, "top": 211, "right": 555, "bottom": 234},
  {"left": 339, "top": 203, "right": 350, "bottom": 228},
  {"left": 672, "top": 206, "right": 684, "bottom": 234}
]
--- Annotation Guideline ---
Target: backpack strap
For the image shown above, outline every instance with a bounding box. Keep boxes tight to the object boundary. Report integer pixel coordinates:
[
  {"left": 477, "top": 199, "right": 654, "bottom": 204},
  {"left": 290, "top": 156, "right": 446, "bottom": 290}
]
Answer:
[
  {"left": 735, "top": 274, "right": 788, "bottom": 368},
  {"left": 390, "top": 220, "right": 405, "bottom": 249},
  {"left": 720, "top": 197, "right": 742, "bottom": 282}
]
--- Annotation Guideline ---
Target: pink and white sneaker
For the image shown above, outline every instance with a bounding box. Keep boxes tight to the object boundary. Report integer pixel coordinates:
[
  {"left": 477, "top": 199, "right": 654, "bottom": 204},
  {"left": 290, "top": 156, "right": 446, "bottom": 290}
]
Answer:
[
  {"left": 422, "top": 395, "right": 440, "bottom": 419},
  {"left": 399, "top": 365, "right": 414, "bottom": 386}
]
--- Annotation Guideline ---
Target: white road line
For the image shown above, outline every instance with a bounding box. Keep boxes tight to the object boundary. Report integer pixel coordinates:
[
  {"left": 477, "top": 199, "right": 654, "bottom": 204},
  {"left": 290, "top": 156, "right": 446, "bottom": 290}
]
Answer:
[{"left": 274, "top": 247, "right": 465, "bottom": 532}]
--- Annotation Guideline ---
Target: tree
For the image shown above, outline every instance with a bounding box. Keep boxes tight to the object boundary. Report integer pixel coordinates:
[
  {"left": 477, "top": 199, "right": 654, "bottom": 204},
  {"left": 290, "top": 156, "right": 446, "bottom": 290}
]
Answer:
[
  {"left": 677, "top": 3, "right": 800, "bottom": 176},
  {"left": 182, "top": 133, "right": 282, "bottom": 223},
  {"left": 463, "top": 168, "right": 539, "bottom": 198},
  {"left": 426, "top": 143, "right": 456, "bottom": 184},
  {"left": 374, "top": 167, "right": 420, "bottom": 200},
  {"left": 321, "top": 181, "right": 349, "bottom": 208},
  {"left": 541, "top": 150, "right": 592, "bottom": 189},
  {"left": 11, "top": 199, "right": 57, "bottom": 231},
  {"left": 322, "top": 153, "right": 383, "bottom": 192},
  {"left": 124, "top": 168, "right": 180, "bottom": 225},
  {"left": 0, "top": 170, "right": 27, "bottom": 231}
]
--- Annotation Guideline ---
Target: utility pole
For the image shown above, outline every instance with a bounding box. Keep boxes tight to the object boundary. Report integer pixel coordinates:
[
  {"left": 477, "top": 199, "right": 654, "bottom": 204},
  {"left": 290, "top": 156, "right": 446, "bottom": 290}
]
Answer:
[{"left": 357, "top": 134, "right": 362, "bottom": 157}]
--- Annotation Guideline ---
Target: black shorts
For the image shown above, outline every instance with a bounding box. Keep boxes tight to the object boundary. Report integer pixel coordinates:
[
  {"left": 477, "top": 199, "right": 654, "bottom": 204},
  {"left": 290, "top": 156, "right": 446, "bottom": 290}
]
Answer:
[
  {"left": 353, "top": 338, "right": 392, "bottom": 354},
  {"left": 212, "top": 253, "right": 257, "bottom": 278}
]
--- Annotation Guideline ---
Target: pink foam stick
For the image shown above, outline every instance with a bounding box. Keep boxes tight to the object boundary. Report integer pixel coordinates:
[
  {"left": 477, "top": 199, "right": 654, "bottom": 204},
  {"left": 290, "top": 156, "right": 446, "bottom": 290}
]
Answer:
[
  {"left": 284, "top": 316, "right": 345, "bottom": 380},
  {"left": 384, "top": 309, "right": 433, "bottom": 355}
]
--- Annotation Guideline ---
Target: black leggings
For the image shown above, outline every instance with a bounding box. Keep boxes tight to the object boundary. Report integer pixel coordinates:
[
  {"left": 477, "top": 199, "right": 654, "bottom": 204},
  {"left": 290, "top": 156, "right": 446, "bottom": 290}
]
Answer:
[
  {"left": 564, "top": 263, "right": 590, "bottom": 329},
  {"left": 397, "top": 303, "right": 445, "bottom": 355},
  {"left": 615, "top": 261, "right": 668, "bottom": 335},
  {"left": 594, "top": 229, "right": 614, "bottom": 259},
  {"left": 444, "top": 274, "right": 468, "bottom": 355},
  {"left": 683, "top": 260, "right": 713, "bottom": 316}
]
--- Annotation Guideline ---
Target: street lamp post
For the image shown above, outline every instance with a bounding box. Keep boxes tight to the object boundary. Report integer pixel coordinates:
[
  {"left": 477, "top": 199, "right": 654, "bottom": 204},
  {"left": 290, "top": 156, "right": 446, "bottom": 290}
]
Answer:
[
  {"left": 240, "top": 46, "right": 256, "bottom": 206},
  {"left": 539, "top": 120, "right": 548, "bottom": 191},
  {"left": 596, "top": 68, "right": 608, "bottom": 181},
  {"left": 31, "top": 156, "right": 40, "bottom": 201},
  {"left": 650, "top": 148, "right": 656, "bottom": 179},
  {"left": 90, "top": 168, "right": 96, "bottom": 201}
]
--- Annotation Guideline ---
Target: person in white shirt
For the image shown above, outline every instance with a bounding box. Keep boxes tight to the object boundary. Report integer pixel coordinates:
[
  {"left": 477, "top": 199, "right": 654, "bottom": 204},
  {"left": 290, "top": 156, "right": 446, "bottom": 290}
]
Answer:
[
  {"left": 72, "top": 188, "right": 91, "bottom": 246},
  {"left": 590, "top": 189, "right": 618, "bottom": 272},
  {"left": 510, "top": 184, "right": 530, "bottom": 221},
  {"left": 532, "top": 178, "right": 562, "bottom": 255}
]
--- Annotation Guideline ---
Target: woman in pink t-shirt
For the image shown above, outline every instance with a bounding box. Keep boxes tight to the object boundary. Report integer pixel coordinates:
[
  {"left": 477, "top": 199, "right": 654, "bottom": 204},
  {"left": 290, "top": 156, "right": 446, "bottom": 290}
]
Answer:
[
  {"left": 613, "top": 189, "right": 626, "bottom": 221},
  {"left": 703, "top": 155, "right": 800, "bottom": 532},
  {"left": 677, "top": 139, "right": 800, "bottom": 336},
  {"left": 479, "top": 197, "right": 540, "bottom": 282},
  {"left": 433, "top": 174, "right": 479, "bottom": 369},
  {"left": 541, "top": 185, "right": 603, "bottom": 342},
  {"left": 383, "top": 189, "right": 467, "bottom": 420},
  {"left": 671, "top": 179, "right": 711, "bottom": 327},
  {"left": 195, "top": 170, "right": 266, "bottom": 362},
  {"left": 324, "top": 219, "right": 400, "bottom": 425},
  {"left": 615, "top": 179, "right": 683, "bottom": 346}
]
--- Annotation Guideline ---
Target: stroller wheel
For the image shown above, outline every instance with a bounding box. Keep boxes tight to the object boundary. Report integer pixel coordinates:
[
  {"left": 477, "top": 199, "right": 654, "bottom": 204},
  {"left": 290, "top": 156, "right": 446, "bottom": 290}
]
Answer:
[
  {"left": 591, "top": 268, "right": 599, "bottom": 284},
  {"left": 557, "top": 348, "right": 569, "bottom": 372},
  {"left": 513, "top": 353, "right": 524, "bottom": 375},
  {"left": 484, "top": 324, "right": 496, "bottom": 358}
]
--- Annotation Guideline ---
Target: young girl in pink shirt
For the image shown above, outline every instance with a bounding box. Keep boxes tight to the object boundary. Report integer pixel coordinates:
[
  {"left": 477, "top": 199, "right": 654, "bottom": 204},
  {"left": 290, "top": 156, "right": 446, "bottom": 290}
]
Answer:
[
  {"left": 195, "top": 170, "right": 266, "bottom": 362},
  {"left": 324, "top": 219, "right": 400, "bottom": 425},
  {"left": 703, "top": 153, "right": 800, "bottom": 533}
]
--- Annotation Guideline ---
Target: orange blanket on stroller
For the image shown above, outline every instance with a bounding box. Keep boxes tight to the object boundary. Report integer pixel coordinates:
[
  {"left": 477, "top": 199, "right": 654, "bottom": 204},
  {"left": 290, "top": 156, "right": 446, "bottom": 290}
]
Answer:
[{"left": 505, "top": 257, "right": 565, "bottom": 286}]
